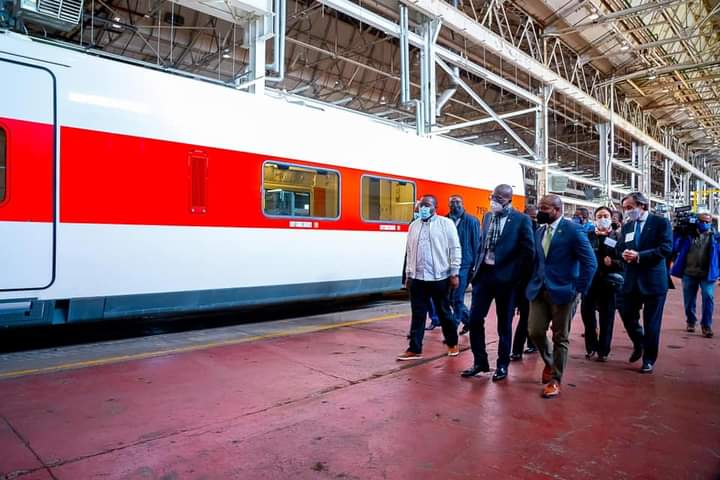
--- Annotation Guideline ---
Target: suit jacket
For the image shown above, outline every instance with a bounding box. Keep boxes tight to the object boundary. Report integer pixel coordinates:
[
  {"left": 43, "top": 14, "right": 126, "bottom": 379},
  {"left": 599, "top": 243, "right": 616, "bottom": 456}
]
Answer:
[
  {"left": 471, "top": 209, "right": 535, "bottom": 285},
  {"left": 526, "top": 218, "right": 597, "bottom": 304},
  {"left": 616, "top": 213, "right": 673, "bottom": 295}
]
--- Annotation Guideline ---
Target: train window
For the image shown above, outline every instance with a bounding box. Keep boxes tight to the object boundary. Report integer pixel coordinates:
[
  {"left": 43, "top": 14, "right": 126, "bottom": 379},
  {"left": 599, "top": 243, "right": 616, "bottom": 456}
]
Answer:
[
  {"left": 361, "top": 176, "right": 415, "bottom": 223},
  {"left": 0, "top": 128, "right": 5, "bottom": 203},
  {"left": 263, "top": 162, "right": 340, "bottom": 219}
]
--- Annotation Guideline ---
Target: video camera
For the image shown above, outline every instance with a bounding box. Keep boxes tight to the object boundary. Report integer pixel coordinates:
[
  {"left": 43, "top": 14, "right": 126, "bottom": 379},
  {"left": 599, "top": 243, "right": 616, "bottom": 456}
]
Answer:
[{"left": 672, "top": 206, "right": 699, "bottom": 237}]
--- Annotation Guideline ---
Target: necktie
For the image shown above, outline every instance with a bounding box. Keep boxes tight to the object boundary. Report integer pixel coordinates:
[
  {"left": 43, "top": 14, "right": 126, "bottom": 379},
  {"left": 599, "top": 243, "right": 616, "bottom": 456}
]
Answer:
[
  {"left": 543, "top": 225, "right": 553, "bottom": 256},
  {"left": 634, "top": 220, "right": 643, "bottom": 248}
]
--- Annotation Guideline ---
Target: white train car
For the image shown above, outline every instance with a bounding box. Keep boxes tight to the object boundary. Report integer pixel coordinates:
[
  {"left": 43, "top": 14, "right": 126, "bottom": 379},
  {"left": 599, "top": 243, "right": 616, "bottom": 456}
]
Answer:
[{"left": 0, "top": 31, "right": 525, "bottom": 326}]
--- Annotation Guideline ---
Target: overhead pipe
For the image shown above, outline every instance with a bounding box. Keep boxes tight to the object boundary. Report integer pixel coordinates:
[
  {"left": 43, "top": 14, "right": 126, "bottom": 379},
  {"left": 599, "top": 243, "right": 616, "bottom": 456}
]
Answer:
[
  {"left": 436, "top": 66, "right": 458, "bottom": 115},
  {"left": 435, "top": 0, "right": 459, "bottom": 116},
  {"left": 266, "top": 0, "right": 286, "bottom": 82}
]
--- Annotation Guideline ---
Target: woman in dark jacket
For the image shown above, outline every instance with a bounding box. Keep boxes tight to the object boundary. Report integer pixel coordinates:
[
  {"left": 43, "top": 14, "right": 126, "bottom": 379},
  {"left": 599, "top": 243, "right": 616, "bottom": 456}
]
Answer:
[{"left": 581, "top": 206, "right": 624, "bottom": 361}]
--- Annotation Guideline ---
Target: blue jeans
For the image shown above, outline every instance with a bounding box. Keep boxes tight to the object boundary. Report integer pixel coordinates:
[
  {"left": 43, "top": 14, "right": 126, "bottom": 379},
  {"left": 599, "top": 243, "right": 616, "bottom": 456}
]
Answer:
[
  {"left": 682, "top": 275, "right": 715, "bottom": 328},
  {"left": 450, "top": 268, "right": 471, "bottom": 328}
]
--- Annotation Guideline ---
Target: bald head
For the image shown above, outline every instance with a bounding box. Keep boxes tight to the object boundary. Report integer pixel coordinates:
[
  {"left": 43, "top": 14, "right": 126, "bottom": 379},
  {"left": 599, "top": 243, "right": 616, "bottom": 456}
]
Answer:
[{"left": 493, "top": 184, "right": 513, "bottom": 203}]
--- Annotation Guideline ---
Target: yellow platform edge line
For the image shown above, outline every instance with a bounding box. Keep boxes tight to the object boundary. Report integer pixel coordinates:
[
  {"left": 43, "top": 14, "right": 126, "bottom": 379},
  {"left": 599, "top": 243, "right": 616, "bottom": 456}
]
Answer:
[{"left": 0, "top": 313, "right": 406, "bottom": 380}]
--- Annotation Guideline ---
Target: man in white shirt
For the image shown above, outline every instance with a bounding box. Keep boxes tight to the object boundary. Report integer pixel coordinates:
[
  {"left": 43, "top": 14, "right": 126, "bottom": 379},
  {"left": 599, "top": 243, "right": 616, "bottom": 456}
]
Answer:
[{"left": 398, "top": 195, "right": 462, "bottom": 360}]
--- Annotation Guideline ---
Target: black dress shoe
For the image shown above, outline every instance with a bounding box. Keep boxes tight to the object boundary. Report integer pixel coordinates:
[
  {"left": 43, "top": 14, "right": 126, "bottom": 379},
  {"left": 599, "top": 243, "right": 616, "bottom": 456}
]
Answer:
[
  {"left": 510, "top": 353, "right": 522, "bottom": 361},
  {"left": 640, "top": 362, "right": 654, "bottom": 374},
  {"left": 492, "top": 366, "right": 508, "bottom": 382},
  {"left": 629, "top": 347, "right": 643, "bottom": 363},
  {"left": 524, "top": 346, "right": 537, "bottom": 354},
  {"left": 459, "top": 324, "right": 470, "bottom": 335},
  {"left": 460, "top": 365, "right": 490, "bottom": 377}
]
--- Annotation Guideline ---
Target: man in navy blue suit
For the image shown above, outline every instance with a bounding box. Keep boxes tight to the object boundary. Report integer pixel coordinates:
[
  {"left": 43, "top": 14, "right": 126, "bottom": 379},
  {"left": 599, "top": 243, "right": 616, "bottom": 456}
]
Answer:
[
  {"left": 460, "top": 184, "right": 535, "bottom": 381},
  {"left": 527, "top": 194, "right": 597, "bottom": 398},
  {"left": 617, "top": 192, "right": 673, "bottom": 374}
]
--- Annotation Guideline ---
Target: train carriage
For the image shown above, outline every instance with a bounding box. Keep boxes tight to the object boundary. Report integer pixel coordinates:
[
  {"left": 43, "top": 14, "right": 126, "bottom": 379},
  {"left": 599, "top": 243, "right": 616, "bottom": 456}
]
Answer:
[{"left": 0, "top": 31, "right": 524, "bottom": 326}]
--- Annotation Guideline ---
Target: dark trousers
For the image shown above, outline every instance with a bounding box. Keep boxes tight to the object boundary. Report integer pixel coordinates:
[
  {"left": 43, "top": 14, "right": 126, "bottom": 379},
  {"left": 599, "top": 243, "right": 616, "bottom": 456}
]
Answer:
[
  {"left": 427, "top": 298, "right": 440, "bottom": 326},
  {"left": 581, "top": 282, "right": 616, "bottom": 357},
  {"left": 408, "top": 278, "right": 458, "bottom": 353},
  {"left": 468, "top": 265, "right": 516, "bottom": 369},
  {"left": 512, "top": 288, "right": 535, "bottom": 355},
  {"left": 621, "top": 287, "right": 667, "bottom": 365},
  {"left": 450, "top": 268, "right": 471, "bottom": 328}
]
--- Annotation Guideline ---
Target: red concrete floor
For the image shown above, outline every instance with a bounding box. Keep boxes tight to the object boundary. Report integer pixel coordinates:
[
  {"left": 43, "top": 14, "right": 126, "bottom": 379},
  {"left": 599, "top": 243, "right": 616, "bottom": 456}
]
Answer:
[{"left": 1, "top": 288, "right": 718, "bottom": 480}]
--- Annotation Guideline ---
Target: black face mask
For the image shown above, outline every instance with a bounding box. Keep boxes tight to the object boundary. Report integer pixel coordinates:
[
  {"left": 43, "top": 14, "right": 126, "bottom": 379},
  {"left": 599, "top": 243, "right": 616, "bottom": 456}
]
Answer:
[
  {"left": 611, "top": 222, "right": 620, "bottom": 230},
  {"left": 449, "top": 205, "right": 464, "bottom": 217},
  {"left": 536, "top": 211, "right": 553, "bottom": 225}
]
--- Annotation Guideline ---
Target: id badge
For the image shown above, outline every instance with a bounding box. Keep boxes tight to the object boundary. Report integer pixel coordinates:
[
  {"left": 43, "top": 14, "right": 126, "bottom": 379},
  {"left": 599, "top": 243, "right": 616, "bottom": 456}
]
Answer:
[
  {"left": 604, "top": 237, "right": 617, "bottom": 248},
  {"left": 624, "top": 232, "right": 635, "bottom": 243}
]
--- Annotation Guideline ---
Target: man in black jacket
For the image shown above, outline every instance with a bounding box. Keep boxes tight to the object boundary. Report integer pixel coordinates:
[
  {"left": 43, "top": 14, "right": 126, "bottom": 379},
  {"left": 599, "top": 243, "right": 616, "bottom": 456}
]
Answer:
[
  {"left": 461, "top": 185, "right": 535, "bottom": 381},
  {"left": 617, "top": 192, "right": 673, "bottom": 374}
]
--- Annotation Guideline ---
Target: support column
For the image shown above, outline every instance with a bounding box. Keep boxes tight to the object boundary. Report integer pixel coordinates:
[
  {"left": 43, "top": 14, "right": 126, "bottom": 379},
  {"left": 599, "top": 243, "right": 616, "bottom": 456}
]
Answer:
[
  {"left": 637, "top": 144, "right": 651, "bottom": 194},
  {"left": 663, "top": 158, "right": 672, "bottom": 204},
  {"left": 631, "top": 142, "right": 637, "bottom": 191},
  {"left": 243, "top": 16, "right": 267, "bottom": 95},
  {"left": 597, "top": 122, "right": 611, "bottom": 201},
  {"left": 535, "top": 85, "right": 551, "bottom": 197},
  {"left": 420, "top": 17, "right": 441, "bottom": 133}
]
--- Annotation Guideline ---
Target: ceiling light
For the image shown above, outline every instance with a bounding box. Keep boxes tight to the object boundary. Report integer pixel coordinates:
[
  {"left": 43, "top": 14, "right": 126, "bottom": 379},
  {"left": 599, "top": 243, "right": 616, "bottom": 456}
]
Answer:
[
  {"left": 620, "top": 44, "right": 630, "bottom": 51},
  {"left": 647, "top": 74, "right": 657, "bottom": 80},
  {"left": 588, "top": 13, "right": 599, "bottom": 20},
  {"left": 113, "top": 16, "right": 121, "bottom": 21},
  {"left": 222, "top": 53, "right": 231, "bottom": 59}
]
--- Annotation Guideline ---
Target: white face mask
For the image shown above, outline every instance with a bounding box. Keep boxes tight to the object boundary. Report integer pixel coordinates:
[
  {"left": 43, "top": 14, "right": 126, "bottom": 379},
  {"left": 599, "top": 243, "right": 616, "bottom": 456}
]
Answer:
[
  {"left": 596, "top": 218, "right": 611, "bottom": 230},
  {"left": 490, "top": 200, "right": 505, "bottom": 213},
  {"left": 626, "top": 208, "right": 642, "bottom": 222}
]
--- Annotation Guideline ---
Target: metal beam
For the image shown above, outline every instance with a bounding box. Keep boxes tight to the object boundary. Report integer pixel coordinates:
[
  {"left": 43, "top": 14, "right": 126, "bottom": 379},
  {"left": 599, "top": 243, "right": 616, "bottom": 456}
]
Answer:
[
  {"left": 402, "top": 0, "right": 719, "bottom": 188},
  {"left": 432, "top": 107, "right": 537, "bottom": 135},
  {"left": 436, "top": 58, "right": 538, "bottom": 160},
  {"left": 315, "top": 0, "right": 541, "bottom": 105},
  {"left": 596, "top": 60, "right": 720, "bottom": 87}
]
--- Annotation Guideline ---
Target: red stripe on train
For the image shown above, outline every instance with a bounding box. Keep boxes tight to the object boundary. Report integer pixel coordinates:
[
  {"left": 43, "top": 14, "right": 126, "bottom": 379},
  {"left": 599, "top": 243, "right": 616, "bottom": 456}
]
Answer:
[
  {"left": 1, "top": 119, "right": 525, "bottom": 229},
  {"left": 0, "top": 117, "right": 54, "bottom": 222}
]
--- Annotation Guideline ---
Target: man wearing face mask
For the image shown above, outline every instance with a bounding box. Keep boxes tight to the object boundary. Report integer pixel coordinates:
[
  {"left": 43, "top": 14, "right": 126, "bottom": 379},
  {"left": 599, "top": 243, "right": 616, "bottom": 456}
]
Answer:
[
  {"left": 526, "top": 195, "right": 597, "bottom": 398},
  {"left": 461, "top": 185, "right": 534, "bottom": 381},
  {"left": 573, "top": 207, "right": 595, "bottom": 233},
  {"left": 446, "top": 195, "right": 481, "bottom": 335},
  {"left": 617, "top": 192, "right": 673, "bottom": 374},
  {"left": 399, "top": 195, "right": 461, "bottom": 360},
  {"left": 671, "top": 211, "right": 719, "bottom": 338},
  {"left": 510, "top": 205, "right": 540, "bottom": 360},
  {"left": 403, "top": 203, "right": 440, "bottom": 329}
]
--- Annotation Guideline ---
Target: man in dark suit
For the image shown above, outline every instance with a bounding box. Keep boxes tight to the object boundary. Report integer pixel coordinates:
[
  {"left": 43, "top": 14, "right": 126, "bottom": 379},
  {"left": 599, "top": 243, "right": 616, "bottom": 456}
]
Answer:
[
  {"left": 460, "top": 184, "right": 535, "bottom": 381},
  {"left": 617, "top": 192, "right": 673, "bottom": 374},
  {"left": 527, "top": 194, "right": 597, "bottom": 398}
]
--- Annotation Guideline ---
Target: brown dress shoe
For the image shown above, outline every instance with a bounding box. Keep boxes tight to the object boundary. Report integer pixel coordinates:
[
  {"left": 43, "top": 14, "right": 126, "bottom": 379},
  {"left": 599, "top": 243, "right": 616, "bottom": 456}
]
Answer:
[
  {"left": 541, "top": 366, "right": 552, "bottom": 384},
  {"left": 542, "top": 381, "right": 560, "bottom": 398}
]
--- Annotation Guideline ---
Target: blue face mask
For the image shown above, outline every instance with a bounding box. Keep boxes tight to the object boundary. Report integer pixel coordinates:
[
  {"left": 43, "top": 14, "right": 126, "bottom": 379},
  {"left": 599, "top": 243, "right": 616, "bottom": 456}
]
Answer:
[
  {"left": 698, "top": 222, "right": 710, "bottom": 233},
  {"left": 413, "top": 211, "right": 420, "bottom": 221},
  {"left": 419, "top": 206, "right": 433, "bottom": 220},
  {"left": 572, "top": 216, "right": 583, "bottom": 224}
]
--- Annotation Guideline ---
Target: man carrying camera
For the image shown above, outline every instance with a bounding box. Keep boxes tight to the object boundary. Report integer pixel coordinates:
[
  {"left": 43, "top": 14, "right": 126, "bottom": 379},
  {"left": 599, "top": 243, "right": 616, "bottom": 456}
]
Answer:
[{"left": 671, "top": 210, "right": 719, "bottom": 338}]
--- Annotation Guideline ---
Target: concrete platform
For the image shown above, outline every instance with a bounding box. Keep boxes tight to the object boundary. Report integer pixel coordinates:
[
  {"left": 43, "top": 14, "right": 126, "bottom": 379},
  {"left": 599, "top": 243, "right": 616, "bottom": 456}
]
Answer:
[{"left": 0, "top": 288, "right": 718, "bottom": 479}]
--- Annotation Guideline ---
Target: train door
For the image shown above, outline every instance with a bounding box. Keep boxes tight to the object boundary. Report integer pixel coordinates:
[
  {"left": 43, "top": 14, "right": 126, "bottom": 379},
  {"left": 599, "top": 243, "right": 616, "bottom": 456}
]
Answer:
[{"left": 0, "top": 60, "right": 56, "bottom": 290}]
